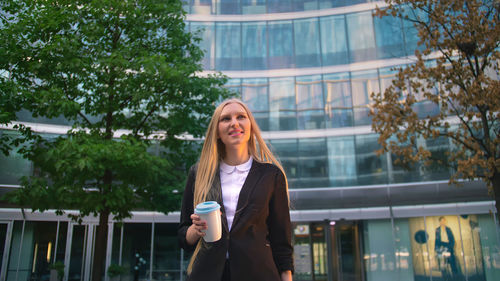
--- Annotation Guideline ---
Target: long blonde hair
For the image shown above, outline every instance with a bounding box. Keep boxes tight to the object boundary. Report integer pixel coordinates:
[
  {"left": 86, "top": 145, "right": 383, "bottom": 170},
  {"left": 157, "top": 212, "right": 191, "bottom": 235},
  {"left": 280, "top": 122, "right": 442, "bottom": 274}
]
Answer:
[{"left": 188, "top": 98, "right": 288, "bottom": 274}]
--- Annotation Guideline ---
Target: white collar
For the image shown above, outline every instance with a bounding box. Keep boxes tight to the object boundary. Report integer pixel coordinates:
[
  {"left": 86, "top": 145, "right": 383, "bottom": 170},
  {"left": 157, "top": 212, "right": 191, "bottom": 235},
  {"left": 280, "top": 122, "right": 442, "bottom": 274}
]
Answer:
[{"left": 220, "top": 156, "right": 253, "bottom": 174}]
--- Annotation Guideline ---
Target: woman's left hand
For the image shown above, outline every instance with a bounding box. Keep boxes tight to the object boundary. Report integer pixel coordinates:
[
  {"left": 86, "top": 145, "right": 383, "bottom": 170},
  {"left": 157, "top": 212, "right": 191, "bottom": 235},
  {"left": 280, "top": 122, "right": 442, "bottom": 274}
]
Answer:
[{"left": 281, "top": 270, "right": 292, "bottom": 281}]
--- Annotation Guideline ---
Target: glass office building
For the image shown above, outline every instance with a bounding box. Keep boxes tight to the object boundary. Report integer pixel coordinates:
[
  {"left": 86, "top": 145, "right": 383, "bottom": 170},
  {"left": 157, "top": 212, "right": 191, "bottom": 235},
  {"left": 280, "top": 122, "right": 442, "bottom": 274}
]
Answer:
[{"left": 0, "top": 1, "right": 499, "bottom": 281}]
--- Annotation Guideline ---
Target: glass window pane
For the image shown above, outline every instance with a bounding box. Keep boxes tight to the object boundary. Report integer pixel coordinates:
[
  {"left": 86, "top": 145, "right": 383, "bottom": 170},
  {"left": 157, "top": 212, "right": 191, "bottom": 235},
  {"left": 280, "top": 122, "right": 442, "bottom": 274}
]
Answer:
[
  {"left": 393, "top": 219, "right": 416, "bottom": 280},
  {"left": 296, "top": 75, "right": 324, "bottom": 130},
  {"left": 241, "top": 0, "right": 266, "bottom": 14},
  {"left": 363, "top": 220, "right": 398, "bottom": 280},
  {"left": 269, "top": 77, "right": 296, "bottom": 131},
  {"left": 351, "top": 70, "right": 380, "bottom": 126},
  {"left": 216, "top": 22, "right": 241, "bottom": 70},
  {"left": 319, "top": 0, "right": 366, "bottom": 9},
  {"left": 457, "top": 215, "right": 488, "bottom": 281},
  {"left": 121, "top": 223, "right": 152, "bottom": 280},
  {"left": 242, "top": 78, "right": 269, "bottom": 112},
  {"left": 477, "top": 214, "right": 500, "bottom": 280},
  {"left": 267, "top": 0, "right": 292, "bottom": 13},
  {"left": 347, "top": 12, "right": 377, "bottom": 62},
  {"left": 323, "top": 72, "right": 353, "bottom": 128},
  {"left": 423, "top": 135, "right": 451, "bottom": 181},
  {"left": 270, "top": 139, "right": 298, "bottom": 188},
  {"left": 294, "top": 18, "right": 321, "bottom": 68},
  {"left": 242, "top": 22, "right": 267, "bottom": 70},
  {"left": 6, "top": 222, "right": 58, "bottom": 281},
  {"left": 153, "top": 223, "right": 181, "bottom": 281},
  {"left": 374, "top": 15, "right": 405, "bottom": 59},
  {"left": 0, "top": 131, "right": 31, "bottom": 185},
  {"left": 223, "top": 78, "right": 241, "bottom": 98},
  {"left": 298, "top": 138, "right": 329, "bottom": 187},
  {"left": 216, "top": 0, "right": 240, "bottom": 14},
  {"left": 242, "top": 78, "right": 269, "bottom": 130},
  {"left": 190, "top": 22, "right": 215, "bottom": 70},
  {"left": 292, "top": 0, "right": 318, "bottom": 12},
  {"left": 268, "top": 21, "right": 294, "bottom": 69},
  {"left": 327, "top": 136, "right": 357, "bottom": 187},
  {"left": 320, "top": 15, "right": 349, "bottom": 66},
  {"left": 402, "top": 5, "right": 427, "bottom": 55},
  {"left": 191, "top": 0, "right": 215, "bottom": 14},
  {"left": 355, "top": 134, "right": 387, "bottom": 185}
]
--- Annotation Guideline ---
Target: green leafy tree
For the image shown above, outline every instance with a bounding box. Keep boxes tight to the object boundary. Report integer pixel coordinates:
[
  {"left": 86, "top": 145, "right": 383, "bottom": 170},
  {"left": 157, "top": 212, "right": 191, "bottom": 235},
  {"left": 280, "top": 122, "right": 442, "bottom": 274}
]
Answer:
[
  {"left": 0, "top": 0, "right": 229, "bottom": 280},
  {"left": 372, "top": 1, "right": 500, "bottom": 214}
]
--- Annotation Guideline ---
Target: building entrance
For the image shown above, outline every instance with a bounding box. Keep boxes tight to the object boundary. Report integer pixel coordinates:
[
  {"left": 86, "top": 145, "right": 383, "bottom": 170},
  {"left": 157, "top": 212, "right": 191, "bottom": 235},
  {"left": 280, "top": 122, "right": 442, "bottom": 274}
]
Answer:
[
  {"left": 293, "top": 220, "right": 364, "bottom": 281},
  {"left": 329, "top": 220, "right": 364, "bottom": 281}
]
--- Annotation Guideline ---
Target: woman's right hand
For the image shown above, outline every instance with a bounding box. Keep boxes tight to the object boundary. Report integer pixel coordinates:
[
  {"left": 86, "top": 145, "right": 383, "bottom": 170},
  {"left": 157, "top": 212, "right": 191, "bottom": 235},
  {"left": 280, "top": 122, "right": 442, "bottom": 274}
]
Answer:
[{"left": 186, "top": 214, "right": 207, "bottom": 245}]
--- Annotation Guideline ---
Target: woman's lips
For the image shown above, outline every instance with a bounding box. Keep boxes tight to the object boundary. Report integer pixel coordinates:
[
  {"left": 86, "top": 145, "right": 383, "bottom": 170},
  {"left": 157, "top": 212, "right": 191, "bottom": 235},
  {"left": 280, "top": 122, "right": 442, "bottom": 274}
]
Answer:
[{"left": 229, "top": 130, "right": 243, "bottom": 136}]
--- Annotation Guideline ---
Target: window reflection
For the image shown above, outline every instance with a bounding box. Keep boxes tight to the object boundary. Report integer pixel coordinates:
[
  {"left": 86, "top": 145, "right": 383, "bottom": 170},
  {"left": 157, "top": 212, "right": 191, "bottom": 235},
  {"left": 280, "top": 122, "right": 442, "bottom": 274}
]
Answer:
[
  {"left": 153, "top": 223, "right": 182, "bottom": 281},
  {"left": 190, "top": 22, "right": 215, "bottom": 70},
  {"left": 242, "top": 22, "right": 267, "bottom": 70},
  {"left": 319, "top": 0, "right": 366, "bottom": 9},
  {"left": 216, "top": 0, "right": 240, "bottom": 14},
  {"left": 351, "top": 70, "right": 379, "bottom": 126},
  {"left": 374, "top": 15, "right": 405, "bottom": 59},
  {"left": 327, "top": 136, "right": 357, "bottom": 187},
  {"left": 121, "top": 223, "right": 152, "bottom": 280},
  {"left": 267, "top": 0, "right": 292, "bottom": 13},
  {"left": 191, "top": 0, "right": 215, "bottom": 14},
  {"left": 296, "top": 75, "right": 324, "bottom": 130},
  {"left": 346, "top": 12, "right": 377, "bottom": 62},
  {"left": 0, "top": 131, "right": 32, "bottom": 185},
  {"left": 269, "top": 77, "right": 296, "bottom": 131},
  {"left": 215, "top": 22, "right": 241, "bottom": 70},
  {"left": 241, "top": 0, "right": 266, "bottom": 14},
  {"left": 268, "top": 21, "right": 294, "bottom": 69},
  {"left": 323, "top": 72, "right": 353, "bottom": 128},
  {"left": 242, "top": 78, "right": 269, "bottom": 130},
  {"left": 320, "top": 15, "right": 349, "bottom": 66},
  {"left": 298, "top": 138, "right": 329, "bottom": 187},
  {"left": 294, "top": 18, "right": 321, "bottom": 68},
  {"left": 270, "top": 139, "right": 298, "bottom": 187},
  {"left": 355, "top": 134, "right": 387, "bottom": 185}
]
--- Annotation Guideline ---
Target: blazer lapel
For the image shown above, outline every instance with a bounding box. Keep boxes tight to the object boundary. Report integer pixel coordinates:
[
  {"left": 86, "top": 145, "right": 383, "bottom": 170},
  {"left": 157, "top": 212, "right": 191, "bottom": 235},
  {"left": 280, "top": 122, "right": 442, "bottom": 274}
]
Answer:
[
  {"left": 230, "top": 161, "right": 262, "bottom": 232},
  {"left": 207, "top": 169, "right": 230, "bottom": 233}
]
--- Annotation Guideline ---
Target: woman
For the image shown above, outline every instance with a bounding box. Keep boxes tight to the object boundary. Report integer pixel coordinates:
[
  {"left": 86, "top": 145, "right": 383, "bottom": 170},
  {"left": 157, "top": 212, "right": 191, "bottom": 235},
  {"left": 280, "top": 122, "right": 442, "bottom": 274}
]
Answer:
[{"left": 178, "top": 99, "right": 294, "bottom": 281}]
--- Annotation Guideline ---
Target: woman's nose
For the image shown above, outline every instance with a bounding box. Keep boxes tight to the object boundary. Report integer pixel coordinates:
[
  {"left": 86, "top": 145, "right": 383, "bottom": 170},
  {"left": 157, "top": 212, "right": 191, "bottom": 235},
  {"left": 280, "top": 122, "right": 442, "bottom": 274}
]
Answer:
[{"left": 230, "top": 117, "right": 239, "bottom": 127}]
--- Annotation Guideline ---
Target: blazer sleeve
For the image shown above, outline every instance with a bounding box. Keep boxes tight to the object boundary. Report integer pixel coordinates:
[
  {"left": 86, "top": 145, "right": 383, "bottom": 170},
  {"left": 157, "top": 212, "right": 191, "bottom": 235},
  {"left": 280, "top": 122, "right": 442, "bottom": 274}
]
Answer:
[
  {"left": 177, "top": 165, "right": 197, "bottom": 252},
  {"left": 267, "top": 167, "right": 294, "bottom": 273}
]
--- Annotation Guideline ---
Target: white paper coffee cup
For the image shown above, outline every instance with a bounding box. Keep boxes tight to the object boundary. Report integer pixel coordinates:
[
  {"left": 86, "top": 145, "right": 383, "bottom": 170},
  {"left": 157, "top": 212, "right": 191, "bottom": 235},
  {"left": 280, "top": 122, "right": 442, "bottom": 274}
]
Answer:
[{"left": 194, "top": 201, "right": 222, "bottom": 242}]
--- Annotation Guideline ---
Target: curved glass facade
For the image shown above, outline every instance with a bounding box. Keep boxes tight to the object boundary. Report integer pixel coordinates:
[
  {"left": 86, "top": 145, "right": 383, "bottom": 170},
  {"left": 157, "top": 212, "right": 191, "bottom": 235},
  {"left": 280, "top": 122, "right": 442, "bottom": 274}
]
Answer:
[
  {"left": 187, "top": 0, "right": 370, "bottom": 15},
  {"left": 188, "top": 10, "right": 414, "bottom": 70}
]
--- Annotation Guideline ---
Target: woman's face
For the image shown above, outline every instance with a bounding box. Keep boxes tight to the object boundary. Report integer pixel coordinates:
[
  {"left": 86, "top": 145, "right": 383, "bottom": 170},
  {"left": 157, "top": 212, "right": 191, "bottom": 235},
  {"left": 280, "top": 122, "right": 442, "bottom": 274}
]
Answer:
[{"left": 217, "top": 103, "right": 251, "bottom": 149}]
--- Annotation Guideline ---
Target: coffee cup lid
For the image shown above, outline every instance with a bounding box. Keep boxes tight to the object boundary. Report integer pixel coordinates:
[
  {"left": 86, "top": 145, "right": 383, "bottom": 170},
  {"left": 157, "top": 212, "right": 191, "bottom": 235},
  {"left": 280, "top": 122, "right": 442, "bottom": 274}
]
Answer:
[{"left": 194, "top": 201, "right": 221, "bottom": 214}]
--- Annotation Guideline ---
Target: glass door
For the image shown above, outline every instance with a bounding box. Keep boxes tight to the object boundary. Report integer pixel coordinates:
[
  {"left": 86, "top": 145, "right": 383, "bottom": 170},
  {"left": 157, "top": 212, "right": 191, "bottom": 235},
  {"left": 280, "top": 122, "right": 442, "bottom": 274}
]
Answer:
[
  {"left": 330, "top": 220, "right": 364, "bottom": 281},
  {"left": 65, "top": 223, "right": 96, "bottom": 281}
]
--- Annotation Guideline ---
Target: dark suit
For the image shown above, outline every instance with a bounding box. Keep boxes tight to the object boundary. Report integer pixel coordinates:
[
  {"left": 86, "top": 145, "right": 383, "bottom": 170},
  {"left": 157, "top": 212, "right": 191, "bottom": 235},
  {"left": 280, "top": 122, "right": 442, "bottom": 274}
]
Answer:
[
  {"left": 435, "top": 226, "right": 458, "bottom": 274},
  {"left": 178, "top": 160, "right": 294, "bottom": 281}
]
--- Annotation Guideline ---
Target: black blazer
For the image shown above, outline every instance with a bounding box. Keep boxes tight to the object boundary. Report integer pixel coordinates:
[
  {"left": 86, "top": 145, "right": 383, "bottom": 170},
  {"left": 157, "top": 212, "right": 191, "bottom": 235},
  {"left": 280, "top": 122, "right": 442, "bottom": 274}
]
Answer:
[{"left": 178, "top": 160, "right": 294, "bottom": 281}]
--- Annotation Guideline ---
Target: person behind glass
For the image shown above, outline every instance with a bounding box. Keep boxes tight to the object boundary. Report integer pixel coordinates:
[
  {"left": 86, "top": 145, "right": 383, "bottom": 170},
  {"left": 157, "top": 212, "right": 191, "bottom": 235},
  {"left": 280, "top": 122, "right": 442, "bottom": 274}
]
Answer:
[
  {"left": 435, "top": 216, "right": 459, "bottom": 274},
  {"left": 178, "top": 99, "right": 294, "bottom": 281}
]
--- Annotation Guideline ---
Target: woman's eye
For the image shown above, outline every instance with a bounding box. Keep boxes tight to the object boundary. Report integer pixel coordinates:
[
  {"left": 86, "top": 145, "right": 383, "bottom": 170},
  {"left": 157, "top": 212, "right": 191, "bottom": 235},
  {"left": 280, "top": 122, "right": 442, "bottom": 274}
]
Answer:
[
  {"left": 221, "top": 117, "right": 230, "bottom": 122},
  {"left": 238, "top": 115, "right": 247, "bottom": 119}
]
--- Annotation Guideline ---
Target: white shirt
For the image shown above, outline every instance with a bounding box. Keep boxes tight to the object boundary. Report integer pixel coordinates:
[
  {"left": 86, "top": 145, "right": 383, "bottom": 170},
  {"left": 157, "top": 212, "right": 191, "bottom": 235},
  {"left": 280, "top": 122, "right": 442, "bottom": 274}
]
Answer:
[{"left": 220, "top": 156, "right": 253, "bottom": 231}]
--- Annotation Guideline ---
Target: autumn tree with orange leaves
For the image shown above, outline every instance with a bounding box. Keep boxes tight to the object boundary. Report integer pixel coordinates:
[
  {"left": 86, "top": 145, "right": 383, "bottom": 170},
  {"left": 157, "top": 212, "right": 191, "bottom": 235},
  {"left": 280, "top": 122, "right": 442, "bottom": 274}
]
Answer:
[{"left": 372, "top": 0, "right": 500, "bottom": 215}]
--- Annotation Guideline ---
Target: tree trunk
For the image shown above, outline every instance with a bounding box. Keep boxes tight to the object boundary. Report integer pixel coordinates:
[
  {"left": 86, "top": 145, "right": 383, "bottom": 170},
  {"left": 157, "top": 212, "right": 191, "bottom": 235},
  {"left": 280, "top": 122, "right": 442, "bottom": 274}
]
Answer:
[
  {"left": 493, "top": 172, "right": 500, "bottom": 222},
  {"left": 92, "top": 209, "right": 110, "bottom": 281}
]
